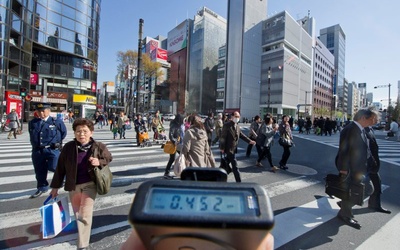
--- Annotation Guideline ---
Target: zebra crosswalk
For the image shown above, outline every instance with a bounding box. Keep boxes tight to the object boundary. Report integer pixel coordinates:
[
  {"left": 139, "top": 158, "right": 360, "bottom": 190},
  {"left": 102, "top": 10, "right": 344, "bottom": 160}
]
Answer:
[
  {"left": 293, "top": 130, "right": 400, "bottom": 166},
  {"left": 0, "top": 125, "right": 399, "bottom": 249}
]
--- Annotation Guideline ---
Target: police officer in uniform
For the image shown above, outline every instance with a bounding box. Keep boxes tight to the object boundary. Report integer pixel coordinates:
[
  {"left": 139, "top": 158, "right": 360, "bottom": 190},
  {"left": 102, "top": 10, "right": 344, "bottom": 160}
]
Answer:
[{"left": 29, "top": 102, "right": 67, "bottom": 198}]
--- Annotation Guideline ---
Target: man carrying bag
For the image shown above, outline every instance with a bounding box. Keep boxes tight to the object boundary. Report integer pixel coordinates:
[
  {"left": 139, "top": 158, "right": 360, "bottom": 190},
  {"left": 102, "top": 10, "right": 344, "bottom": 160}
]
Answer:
[{"left": 333, "top": 108, "right": 377, "bottom": 229}]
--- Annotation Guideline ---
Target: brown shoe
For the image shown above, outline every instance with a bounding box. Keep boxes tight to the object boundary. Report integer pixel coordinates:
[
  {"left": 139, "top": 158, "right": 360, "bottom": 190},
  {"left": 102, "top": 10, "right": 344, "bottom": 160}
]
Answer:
[{"left": 256, "top": 162, "right": 263, "bottom": 167}]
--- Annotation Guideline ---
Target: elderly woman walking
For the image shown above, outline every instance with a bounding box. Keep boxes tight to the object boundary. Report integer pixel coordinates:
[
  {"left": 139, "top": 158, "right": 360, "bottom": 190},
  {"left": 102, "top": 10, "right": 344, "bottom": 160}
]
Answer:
[{"left": 50, "top": 118, "right": 113, "bottom": 250}]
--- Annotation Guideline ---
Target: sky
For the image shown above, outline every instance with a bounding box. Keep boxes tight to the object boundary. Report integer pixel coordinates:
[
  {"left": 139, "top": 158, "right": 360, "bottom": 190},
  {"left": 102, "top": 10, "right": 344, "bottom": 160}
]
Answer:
[{"left": 98, "top": 0, "right": 400, "bottom": 108}]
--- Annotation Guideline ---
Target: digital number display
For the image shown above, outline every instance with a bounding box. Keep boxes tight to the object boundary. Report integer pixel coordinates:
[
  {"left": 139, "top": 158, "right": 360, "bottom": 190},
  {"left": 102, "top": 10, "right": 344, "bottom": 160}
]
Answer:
[{"left": 145, "top": 188, "right": 256, "bottom": 215}]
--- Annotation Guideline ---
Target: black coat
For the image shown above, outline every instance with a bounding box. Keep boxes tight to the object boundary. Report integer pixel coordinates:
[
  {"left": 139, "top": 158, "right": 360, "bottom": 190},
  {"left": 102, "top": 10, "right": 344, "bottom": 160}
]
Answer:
[
  {"left": 365, "top": 126, "right": 380, "bottom": 173},
  {"left": 219, "top": 121, "right": 251, "bottom": 154},
  {"left": 335, "top": 122, "right": 368, "bottom": 175}
]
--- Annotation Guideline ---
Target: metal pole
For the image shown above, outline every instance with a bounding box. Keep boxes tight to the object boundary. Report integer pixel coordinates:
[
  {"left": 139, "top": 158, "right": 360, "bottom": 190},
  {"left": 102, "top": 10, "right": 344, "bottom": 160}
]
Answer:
[
  {"left": 267, "top": 67, "right": 271, "bottom": 113},
  {"left": 136, "top": 18, "right": 144, "bottom": 115},
  {"left": 177, "top": 56, "right": 180, "bottom": 114},
  {"left": 388, "top": 83, "right": 391, "bottom": 121}
]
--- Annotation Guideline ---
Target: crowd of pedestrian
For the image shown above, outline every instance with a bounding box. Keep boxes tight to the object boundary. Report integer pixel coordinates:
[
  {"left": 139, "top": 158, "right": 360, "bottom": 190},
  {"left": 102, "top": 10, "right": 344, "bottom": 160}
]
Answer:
[{"left": 3, "top": 102, "right": 395, "bottom": 248}]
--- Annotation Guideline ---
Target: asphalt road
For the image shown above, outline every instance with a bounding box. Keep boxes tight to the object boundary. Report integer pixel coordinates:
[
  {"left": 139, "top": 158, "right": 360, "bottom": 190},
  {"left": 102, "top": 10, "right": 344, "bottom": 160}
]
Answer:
[{"left": 0, "top": 122, "right": 399, "bottom": 249}]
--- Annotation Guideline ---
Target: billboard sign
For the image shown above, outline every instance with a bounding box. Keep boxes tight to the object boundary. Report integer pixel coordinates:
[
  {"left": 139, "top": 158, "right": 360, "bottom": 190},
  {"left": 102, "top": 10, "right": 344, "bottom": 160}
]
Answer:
[{"left": 167, "top": 20, "right": 189, "bottom": 55}]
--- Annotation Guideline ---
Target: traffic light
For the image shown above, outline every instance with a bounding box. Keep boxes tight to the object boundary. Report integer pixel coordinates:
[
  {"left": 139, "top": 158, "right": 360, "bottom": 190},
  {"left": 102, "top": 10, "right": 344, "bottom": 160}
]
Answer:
[{"left": 20, "top": 87, "right": 27, "bottom": 97}]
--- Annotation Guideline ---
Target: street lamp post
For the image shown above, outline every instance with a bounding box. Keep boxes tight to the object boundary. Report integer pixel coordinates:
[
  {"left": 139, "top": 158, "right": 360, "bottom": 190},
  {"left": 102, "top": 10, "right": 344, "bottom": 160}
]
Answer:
[
  {"left": 136, "top": 18, "right": 144, "bottom": 115},
  {"left": 374, "top": 83, "right": 391, "bottom": 121}
]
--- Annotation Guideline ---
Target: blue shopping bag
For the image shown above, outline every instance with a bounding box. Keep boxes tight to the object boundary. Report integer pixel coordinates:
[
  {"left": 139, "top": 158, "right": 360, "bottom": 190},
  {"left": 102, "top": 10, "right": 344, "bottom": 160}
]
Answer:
[{"left": 40, "top": 196, "right": 72, "bottom": 239}]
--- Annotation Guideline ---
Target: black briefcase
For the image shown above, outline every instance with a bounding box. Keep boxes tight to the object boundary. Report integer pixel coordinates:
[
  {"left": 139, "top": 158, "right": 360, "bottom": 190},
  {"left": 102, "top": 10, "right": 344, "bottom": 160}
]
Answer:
[
  {"left": 325, "top": 174, "right": 365, "bottom": 206},
  {"left": 219, "top": 157, "right": 232, "bottom": 175}
]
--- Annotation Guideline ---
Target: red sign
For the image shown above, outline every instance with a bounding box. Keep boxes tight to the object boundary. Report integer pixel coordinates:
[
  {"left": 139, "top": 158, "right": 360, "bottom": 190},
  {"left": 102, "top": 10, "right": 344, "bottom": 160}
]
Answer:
[
  {"left": 156, "top": 48, "right": 168, "bottom": 61},
  {"left": 30, "top": 72, "right": 39, "bottom": 85},
  {"left": 91, "top": 82, "right": 97, "bottom": 92},
  {"left": 5, "top": 91, "right": 22, "bottom": 118}
]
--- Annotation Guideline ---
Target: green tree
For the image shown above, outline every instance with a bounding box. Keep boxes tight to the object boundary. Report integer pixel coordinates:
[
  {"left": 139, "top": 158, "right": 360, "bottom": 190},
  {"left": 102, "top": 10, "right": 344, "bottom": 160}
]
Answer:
[
  {"left": 116, "top": 50, "right": 138, "bottom": 115},
  {"left": 116, "top": 50, "right": 163, "bottom": 114}
]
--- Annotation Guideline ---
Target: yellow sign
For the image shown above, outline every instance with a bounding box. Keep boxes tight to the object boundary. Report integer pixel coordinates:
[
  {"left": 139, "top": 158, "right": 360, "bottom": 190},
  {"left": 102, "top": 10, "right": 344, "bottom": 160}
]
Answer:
[{"left": 73, "top": 94, "right": 97, "bottom": 104}]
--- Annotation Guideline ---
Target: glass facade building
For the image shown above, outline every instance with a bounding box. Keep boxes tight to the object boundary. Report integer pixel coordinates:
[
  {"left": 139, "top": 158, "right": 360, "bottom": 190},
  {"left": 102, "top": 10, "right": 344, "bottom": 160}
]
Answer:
[
  {"left": 187, "top": 7, "right": 226, "bottom": 114},
  {"left": 319, "top": 24, "right": 347, "bottom": 114},
  {"left": 0, "top": 0, "right": 101, "bottom": 120}
]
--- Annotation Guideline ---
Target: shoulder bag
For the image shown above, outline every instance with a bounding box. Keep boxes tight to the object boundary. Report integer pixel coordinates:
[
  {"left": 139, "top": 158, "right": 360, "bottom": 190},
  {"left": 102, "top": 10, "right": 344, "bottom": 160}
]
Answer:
[
  {"left": 279, "top": 133, "right": 293, "bottom": 147},
  {"left": 163, "top": 140, "right": 177, "bottom": 154},
  {"left": 173, "top": 153, "right": 188, "bottom": 177},
  {"left": 92, "top": 147, "right": 113, "bottom": 195}
]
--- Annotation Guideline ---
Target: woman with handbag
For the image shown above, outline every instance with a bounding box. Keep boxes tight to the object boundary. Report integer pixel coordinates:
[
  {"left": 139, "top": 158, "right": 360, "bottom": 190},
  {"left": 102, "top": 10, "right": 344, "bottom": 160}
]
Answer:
[
  {"left": 50, "top": 118, "right": 113, "bottom": 250},
  {"left": 255, "top": 115, "right": 279, "bottom": 172},
  {"left": 6, "top": 109, "right": 20, "bottom": 139},
  {"left": 181, "top": 115, "right": 216, "bottom": 168},
  {"left": 278, "top": 115, "right": 293, "bottom": 170},
  {"left": 163, "top": 114, "right": 184, "bottom": 179}
]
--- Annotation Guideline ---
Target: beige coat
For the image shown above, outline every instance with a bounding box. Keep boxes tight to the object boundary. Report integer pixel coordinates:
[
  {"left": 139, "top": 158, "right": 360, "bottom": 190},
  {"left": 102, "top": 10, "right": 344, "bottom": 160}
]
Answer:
[{"left": 181, "top": 127, "right": 216, "bottom": 168}]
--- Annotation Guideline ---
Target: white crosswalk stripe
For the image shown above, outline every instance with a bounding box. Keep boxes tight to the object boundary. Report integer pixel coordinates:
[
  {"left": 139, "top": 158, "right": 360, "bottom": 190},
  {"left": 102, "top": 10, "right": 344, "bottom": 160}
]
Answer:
[
  {"left": 0, "top": 126, "right": 397, "bottom": 249},
  {"left": 293, "top": 131, "right": 400, "bottom": 166}
]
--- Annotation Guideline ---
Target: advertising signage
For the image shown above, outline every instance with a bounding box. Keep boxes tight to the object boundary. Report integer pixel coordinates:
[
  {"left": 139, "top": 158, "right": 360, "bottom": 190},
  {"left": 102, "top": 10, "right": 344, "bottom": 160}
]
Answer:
[{"left": 167, "top": 20, "right": 189, "bottom": 55}]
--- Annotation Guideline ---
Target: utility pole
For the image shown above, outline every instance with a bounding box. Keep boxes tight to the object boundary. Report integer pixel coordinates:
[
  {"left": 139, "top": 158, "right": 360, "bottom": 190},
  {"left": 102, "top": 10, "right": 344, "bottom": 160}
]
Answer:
[
  {"left": 267, "top": 67, "right": 271, "bottom": 113},
  {"left": 136, "top": 18, "right": 144, "bottom": 115}
]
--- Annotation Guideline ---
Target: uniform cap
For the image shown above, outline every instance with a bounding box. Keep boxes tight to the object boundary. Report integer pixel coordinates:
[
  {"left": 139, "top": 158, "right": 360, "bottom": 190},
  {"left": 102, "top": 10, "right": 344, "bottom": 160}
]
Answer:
[{"left": 35, "top": 102, "right": 51, "bottom": 110}]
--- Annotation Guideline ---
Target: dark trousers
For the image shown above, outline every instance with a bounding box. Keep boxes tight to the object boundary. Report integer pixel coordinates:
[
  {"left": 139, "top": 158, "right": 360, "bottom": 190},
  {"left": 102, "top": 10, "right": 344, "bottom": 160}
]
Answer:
[
  {"left": 32, "top": 148, "right": 60, "bottom": 190},
  {"left": 246, "top": 136, "right": 257, "bottom": 157},
  {"left": 368, "top": 173, "right": 382, "bottom": 208},
  {"left": 256, "top": 145, "right": 274, "bottom": 168},
  {"left": 136, "top": 131, "right": 140, "bottom": 146},
  {"left": 164, "top": 151, "right": 179, "bottom": 175},
  {"left": 206, "top": 131, "right": 212, "bottom": 146},
  {"left": 338, "top": 176, "right": 374, "bottom": 218},
  {"left": 226, "top": 152, "right": 240, "bottom": 182},
  {"left": 279, "top": 145, "right": 291, "bottom": 166}
]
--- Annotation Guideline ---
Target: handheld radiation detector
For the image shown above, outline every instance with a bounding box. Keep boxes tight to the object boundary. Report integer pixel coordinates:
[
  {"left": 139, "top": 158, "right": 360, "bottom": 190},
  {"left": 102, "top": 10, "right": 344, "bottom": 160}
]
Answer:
[{"left": 129, "top": 179, "right": 274, "bottom": 250}]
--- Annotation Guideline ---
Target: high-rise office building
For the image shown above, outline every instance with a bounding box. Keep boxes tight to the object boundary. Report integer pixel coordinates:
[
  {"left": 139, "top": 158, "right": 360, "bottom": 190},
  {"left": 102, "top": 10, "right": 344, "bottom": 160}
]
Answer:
[
  {"left": 187, "top": 7, "right": 226, "bottom": 114},
  {"left": 0, "top": 0, "right": 101, "bottom": 120},
  {"left": 319, "top": 24, "right": 346, "bottom": 114},
  {"left": 225, "top": 0, "right": 267, "bottom": 119},
  {"left": 260, "top": 11, "right": 313, "bottom": 118}
]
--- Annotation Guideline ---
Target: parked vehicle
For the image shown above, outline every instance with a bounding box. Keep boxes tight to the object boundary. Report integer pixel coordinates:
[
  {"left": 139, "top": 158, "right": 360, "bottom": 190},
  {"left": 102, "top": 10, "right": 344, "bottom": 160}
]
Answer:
[
  {"left": 372, "top": 121, "right": 386, "bottom": 130},
  {"left": 163, "top": 114, "right": 175, "bottom": 121}
]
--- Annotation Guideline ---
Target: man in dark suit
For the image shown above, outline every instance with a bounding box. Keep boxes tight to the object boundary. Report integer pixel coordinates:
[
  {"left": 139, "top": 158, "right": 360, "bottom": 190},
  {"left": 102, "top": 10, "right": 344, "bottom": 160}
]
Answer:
[
  {"left": 220, "top": 111, "right": 255, "bottom": 182},
  {"left": 335, "top": 109, "right": 377, "bottom": 229},
  {"left": 365, "top": 125, "right": 391, "bottom": 214}
]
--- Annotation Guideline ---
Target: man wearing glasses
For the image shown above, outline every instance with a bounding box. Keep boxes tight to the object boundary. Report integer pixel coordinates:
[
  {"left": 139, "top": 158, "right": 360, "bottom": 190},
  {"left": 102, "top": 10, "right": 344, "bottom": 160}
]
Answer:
[
  {"left": 220, "top": 111, "right": 255, "bottom": 182},
  {"left": 28, "top": 102, "right": 67, "bottom": 198}
]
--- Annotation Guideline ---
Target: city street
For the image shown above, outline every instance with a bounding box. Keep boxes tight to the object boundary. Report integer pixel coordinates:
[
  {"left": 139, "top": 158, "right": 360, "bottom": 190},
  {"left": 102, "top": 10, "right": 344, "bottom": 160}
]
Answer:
[{"left": 0, "top": 122, "right": 399, "bottom": 249}]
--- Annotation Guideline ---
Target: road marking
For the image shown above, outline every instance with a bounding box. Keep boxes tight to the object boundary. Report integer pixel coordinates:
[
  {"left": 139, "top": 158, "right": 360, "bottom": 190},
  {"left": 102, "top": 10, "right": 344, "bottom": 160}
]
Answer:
[
  {"left": 273, "top": 196, "right": 339, "bottom": 248},
  {"left": 356, "top": 212, "right": 400, "bottom": 250}
]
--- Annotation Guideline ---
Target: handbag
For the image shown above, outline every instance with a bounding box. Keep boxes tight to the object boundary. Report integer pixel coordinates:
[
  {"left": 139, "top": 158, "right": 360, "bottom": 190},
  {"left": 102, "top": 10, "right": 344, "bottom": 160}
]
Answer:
[
  {"left": 173, "top": 154, "right": 187, "bottom": 177},
  {"left": 325, "top": 174, "right": 365, "bottom": 206},
  {"left": 163, "top": 140, "right": 177, "bottom": 154},
  {"left": 219, "top": 156, "right": 232, "bottom": 174},
  {"left": 125, "top": 124, "right": 132, "bottom": 130},
  {"left": 256, "top": 133, "right": 267, "bottom": 146},
  {"left": 387, "top": 131, "right": 394, "bottom": 137},
  {"left": 92, "top": 147, "right": 113, "bottom": 195},
  {"left": 278, "top": 136, "right": 292, "bottom": 147},
  {"left": 40, "top": 196, "right": 71, "bottom": 239}
]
